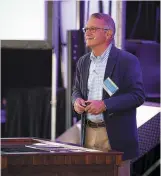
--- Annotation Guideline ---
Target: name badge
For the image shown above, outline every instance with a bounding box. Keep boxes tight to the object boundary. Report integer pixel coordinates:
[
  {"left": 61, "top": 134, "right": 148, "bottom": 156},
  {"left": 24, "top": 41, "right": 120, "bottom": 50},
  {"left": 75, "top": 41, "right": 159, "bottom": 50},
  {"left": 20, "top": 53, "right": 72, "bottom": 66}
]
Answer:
[{"left": 103, "top": 77, "right": 119, "bottom": 96}]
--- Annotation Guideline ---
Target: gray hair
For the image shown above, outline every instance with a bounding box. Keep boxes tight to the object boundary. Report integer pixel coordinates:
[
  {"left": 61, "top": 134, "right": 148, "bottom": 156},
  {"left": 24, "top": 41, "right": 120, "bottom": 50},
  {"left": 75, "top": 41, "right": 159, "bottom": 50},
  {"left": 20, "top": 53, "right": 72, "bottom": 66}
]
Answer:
[{"left": 91, "top": 13, "right": 116, "bottom": 38}]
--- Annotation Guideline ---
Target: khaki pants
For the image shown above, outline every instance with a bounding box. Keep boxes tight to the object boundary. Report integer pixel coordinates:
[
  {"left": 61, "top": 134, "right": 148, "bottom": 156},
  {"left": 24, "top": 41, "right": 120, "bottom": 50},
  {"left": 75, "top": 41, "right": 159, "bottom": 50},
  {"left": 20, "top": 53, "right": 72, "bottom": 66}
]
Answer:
[{"left": 85, "top": 126, "right": 131, "bottom": 176}]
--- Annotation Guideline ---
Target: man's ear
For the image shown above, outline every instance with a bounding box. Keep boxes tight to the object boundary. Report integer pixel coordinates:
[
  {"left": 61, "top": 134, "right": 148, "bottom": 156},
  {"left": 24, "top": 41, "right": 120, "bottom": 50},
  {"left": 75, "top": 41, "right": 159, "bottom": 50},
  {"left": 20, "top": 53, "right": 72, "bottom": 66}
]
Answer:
[{"left": 107, "top": 30, "right": 113, "bottom": 39}]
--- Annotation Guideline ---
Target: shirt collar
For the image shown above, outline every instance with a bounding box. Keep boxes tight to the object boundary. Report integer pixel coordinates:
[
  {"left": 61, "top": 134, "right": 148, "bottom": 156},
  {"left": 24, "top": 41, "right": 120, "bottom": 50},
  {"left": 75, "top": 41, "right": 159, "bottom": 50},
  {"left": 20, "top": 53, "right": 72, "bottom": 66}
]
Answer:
[{"left": 90, "top": 43, "right": 112, "bottom": 63}]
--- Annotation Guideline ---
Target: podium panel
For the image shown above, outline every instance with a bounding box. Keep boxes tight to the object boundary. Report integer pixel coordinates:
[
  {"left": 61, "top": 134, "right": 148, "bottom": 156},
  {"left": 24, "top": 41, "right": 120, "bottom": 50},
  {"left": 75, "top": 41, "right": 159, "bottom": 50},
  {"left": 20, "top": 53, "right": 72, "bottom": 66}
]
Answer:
[{"left": 1, "top": 138, "right": 123, "bottom": 176}]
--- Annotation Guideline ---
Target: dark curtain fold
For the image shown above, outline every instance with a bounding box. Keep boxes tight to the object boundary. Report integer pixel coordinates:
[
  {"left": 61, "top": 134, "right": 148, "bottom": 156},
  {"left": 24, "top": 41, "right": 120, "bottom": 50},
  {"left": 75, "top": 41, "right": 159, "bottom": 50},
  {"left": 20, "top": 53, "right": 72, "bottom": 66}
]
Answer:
[
  {"left": 27, "top": 88, "right": 51, "bottom": 138},
  {"left": 58, "top": 1, "right": 63, "bottom": 88},
  {"left": 4, "top": 87, "right": 66, "bottom": 139},
  {"left": 98, "top": 0, "right": 103, "bottom": 13},
  {"left": 5, "top": 88, "right": 51, "bottom": 139},
  {"left": 55, "top": 88, "right": 66, "bottom": 137},
  {"left": 79, "top": 1, "right": 86, "bottom": 56}
]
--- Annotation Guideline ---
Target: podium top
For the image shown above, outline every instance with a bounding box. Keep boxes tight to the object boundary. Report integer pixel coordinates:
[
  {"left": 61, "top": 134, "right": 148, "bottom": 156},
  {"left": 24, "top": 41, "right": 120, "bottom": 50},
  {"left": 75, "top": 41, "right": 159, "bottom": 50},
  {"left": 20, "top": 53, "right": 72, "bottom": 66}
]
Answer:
[{"left": 1, "top": 137, "right": 123, "bottom": 168}]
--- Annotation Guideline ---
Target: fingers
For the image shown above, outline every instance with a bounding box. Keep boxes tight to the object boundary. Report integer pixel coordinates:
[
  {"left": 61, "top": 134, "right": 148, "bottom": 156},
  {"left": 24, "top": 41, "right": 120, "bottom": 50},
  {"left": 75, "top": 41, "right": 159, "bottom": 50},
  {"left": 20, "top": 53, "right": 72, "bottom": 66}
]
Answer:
[
  {"left": 85, "top": 100, "right": 105, "bottom": 114},
  {"left": 85, "top": 102, "right": 95, "bottom": 113},
  {"left": 76, "top": 104, "right": 85, "bottom": 113},
  {"left": 85, "top": 105, "right": 98, "bottom": 114},
  {"left": 80, "top": 99, "right": 86, "bottom": 107},
  {"left": 84, "top": 100, "right": 92, "bottom": 106},
  {"left": 84, "top": 100, "right": 92, "bottom": 111},
  {"left": 74, "top": 105, "right": 84, "bottom": 114},
  {"left": 74, "top": 98, "right": 85, "bottom": 114},
  {"left": 74, "top": 99, "right": 105, "bottom": 115}
]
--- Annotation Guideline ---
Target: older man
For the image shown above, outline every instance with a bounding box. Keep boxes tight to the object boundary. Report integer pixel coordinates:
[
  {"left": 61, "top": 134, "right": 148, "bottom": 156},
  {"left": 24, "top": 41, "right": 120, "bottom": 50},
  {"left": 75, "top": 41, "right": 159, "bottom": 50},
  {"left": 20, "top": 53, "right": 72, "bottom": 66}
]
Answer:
[{"left": 72, "top": 13, "right": 145, "bottom": 176}]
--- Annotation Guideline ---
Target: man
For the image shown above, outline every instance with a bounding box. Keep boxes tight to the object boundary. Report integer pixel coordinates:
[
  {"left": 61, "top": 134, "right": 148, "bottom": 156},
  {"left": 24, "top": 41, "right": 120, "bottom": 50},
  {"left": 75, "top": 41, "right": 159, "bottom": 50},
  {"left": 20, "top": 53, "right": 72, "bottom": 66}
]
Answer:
[{"left": 72, "top": 13, "right": 145, "bottom": 176}]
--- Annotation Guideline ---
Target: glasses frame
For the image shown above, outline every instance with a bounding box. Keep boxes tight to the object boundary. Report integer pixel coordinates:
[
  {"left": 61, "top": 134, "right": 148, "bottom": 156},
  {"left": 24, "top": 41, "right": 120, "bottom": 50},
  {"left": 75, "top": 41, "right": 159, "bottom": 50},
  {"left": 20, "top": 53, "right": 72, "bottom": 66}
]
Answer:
[{"left": 82, "top": 27, "right": 109, "bottom": 33}]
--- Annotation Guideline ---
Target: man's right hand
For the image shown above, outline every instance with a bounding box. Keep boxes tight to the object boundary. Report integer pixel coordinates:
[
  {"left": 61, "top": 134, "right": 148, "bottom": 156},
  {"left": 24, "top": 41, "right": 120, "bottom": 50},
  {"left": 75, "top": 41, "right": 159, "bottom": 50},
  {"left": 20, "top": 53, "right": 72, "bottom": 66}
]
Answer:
[{"left": 74, "top": 98, "right": 86, "bottom": 114}]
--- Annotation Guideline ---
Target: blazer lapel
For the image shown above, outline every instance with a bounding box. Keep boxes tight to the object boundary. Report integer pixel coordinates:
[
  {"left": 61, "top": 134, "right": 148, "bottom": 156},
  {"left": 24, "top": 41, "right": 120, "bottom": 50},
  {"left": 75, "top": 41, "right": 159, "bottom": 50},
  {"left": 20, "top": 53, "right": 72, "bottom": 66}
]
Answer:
[
  {"left": 83, "top": 54, "right": 91, "bottom": 99},
  {"left": 103, "top": 45, "right": 118, "bottom": 98}
]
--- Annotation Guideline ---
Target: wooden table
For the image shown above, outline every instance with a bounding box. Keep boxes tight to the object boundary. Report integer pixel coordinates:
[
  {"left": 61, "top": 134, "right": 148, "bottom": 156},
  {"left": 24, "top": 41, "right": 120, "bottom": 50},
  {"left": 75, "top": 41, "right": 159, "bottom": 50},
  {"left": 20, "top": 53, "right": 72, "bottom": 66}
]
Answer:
[{"left": 1, "top": 138, "right": 123, "bottom": 176}]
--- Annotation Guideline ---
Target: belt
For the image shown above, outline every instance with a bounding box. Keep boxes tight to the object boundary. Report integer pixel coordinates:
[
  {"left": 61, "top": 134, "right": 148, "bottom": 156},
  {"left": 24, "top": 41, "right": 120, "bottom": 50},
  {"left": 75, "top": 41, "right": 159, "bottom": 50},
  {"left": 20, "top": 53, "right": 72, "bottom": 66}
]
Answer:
[{"left": 85, "top": 119, "right": 106, "bottom": 128}]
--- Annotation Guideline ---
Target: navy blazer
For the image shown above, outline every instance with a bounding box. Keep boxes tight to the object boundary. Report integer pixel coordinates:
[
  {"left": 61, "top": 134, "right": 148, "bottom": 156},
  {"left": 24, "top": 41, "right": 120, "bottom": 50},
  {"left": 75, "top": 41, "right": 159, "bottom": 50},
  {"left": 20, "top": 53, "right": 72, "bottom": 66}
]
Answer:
[{"left": 72, "top": 45, "right": 145, "bottom": 160}]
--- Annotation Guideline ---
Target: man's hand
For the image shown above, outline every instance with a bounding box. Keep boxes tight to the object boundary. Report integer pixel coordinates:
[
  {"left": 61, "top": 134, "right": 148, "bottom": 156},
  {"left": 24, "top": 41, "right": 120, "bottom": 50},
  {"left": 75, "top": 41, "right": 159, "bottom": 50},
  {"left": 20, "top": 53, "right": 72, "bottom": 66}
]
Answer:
[
  {"left": 74, "top": 98, "right": 86, "bottom": 114},
  {"left": 85, "top": 100, "right": 106, "bottom": 115}
]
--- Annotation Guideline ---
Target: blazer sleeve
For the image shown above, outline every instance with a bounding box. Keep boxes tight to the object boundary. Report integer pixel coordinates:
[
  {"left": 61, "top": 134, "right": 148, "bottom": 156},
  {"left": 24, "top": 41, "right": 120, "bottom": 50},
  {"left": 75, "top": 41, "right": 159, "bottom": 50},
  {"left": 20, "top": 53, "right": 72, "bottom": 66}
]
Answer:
[
  {"left": 71, "top": 58, "right": 83, "bottom": 105},
  {"left": 104, "top": 55, "right": 145, "bottom": 113}
]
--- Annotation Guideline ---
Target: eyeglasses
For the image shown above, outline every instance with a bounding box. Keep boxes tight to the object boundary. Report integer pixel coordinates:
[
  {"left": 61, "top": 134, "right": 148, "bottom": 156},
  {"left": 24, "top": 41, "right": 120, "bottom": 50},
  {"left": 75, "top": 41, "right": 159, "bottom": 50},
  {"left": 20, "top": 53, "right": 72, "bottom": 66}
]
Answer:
[{"left": 82, "top": 27, "right": 109, "bottom": 33}]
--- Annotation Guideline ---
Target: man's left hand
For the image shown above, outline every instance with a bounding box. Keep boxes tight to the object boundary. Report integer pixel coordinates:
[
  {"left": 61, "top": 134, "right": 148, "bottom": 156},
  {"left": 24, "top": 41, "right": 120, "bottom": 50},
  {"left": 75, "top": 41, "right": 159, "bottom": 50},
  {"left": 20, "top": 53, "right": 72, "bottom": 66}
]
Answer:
[{"left": 85, "top": 100, "right": 106, "bottom": 115}]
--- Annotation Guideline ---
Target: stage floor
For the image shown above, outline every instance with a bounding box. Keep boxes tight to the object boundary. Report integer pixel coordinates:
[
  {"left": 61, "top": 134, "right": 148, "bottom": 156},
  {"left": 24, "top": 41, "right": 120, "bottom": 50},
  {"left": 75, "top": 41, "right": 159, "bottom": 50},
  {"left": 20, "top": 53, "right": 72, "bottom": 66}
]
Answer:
[{"left": 136, "top": 102, "right": 160, "bottom": 128}]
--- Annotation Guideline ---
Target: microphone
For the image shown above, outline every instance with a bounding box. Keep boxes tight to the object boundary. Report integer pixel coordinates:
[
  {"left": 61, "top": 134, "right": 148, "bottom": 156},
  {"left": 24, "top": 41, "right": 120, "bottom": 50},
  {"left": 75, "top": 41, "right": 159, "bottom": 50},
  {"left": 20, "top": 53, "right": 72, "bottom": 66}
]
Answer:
[{"left": 93, "top": 69, "right": 98, "bottom": 74}]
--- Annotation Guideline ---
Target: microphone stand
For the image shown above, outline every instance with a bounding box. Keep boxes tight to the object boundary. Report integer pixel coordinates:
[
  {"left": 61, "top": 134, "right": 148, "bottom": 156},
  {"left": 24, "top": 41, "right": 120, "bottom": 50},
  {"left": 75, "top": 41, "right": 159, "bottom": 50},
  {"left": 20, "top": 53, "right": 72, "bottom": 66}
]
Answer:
[{"left": 80, "top": 112, "right": 86, "bottom": 147}]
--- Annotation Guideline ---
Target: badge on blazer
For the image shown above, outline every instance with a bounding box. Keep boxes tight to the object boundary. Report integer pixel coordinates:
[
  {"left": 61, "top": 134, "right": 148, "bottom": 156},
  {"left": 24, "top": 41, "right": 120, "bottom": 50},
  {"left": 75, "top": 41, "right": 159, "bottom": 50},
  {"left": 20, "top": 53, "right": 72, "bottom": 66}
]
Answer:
[{"left": 103, "top": 77, "right": 119, "bottom": 96}]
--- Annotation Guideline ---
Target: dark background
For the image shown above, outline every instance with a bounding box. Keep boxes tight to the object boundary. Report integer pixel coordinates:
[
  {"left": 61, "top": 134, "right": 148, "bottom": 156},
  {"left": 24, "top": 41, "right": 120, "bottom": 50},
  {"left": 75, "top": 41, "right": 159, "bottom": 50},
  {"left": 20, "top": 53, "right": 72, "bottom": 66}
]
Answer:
[{"left": 126, "top": 1, "right": 160, "bottom": 42}]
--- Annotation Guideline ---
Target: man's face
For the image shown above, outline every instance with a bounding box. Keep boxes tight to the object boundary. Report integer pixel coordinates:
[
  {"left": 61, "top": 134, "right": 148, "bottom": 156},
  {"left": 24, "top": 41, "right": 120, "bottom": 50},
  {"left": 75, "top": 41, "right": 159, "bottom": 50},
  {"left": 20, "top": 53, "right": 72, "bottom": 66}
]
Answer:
[{"left": 84, "top": 17, "right": 111, "bottom": 48}]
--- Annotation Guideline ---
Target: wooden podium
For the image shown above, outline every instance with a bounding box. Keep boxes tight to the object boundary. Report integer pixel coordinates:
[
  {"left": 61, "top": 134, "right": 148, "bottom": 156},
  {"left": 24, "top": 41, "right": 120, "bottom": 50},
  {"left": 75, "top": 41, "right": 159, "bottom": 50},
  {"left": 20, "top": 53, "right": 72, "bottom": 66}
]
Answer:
[{"left": 1, "top": 138, "right": 123, "bottom": 176}]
